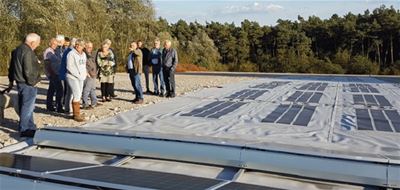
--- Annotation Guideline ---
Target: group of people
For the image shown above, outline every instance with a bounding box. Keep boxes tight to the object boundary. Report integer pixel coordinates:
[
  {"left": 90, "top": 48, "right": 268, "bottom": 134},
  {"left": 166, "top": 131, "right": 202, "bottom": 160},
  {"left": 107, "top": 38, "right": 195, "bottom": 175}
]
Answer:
[{"left": 6, "top": 33, "right": 179, "bottom": 137}]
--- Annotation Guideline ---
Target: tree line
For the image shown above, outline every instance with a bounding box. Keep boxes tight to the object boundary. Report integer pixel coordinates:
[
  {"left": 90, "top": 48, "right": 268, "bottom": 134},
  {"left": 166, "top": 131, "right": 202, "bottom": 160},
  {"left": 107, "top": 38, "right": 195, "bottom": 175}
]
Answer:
[{"left": 1, "top": 0, "right": 400, "bottom": 75}]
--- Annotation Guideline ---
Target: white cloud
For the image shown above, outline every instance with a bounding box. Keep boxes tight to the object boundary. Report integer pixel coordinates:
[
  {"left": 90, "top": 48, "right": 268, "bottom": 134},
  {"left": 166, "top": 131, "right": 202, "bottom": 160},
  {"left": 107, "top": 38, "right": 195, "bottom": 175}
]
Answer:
[
  {"left": 221, "top": 2, "right": 284, "bottom": 14},
  {"left": 266, "top": 4, "right": 284, "bottom": 12}
]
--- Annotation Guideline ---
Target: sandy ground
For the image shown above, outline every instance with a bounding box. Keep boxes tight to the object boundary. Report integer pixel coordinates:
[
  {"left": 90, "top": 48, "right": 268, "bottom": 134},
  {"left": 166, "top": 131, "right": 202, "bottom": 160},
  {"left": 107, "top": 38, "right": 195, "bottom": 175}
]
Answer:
[{"left": 0, "top": 73, "right": 253, "bottom": 148}]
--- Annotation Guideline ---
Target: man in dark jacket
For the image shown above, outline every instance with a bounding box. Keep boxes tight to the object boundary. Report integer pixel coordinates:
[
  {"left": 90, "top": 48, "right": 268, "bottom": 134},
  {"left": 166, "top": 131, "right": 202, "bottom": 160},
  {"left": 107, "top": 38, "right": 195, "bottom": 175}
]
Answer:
[
  {"left": 8, "top": 33, "right": 41, "bottom": 137},
  {"left": 82, "top": 41, "right": 101, "bottom": 109},
  {"left": 162, "top": 40, "right": 178, "bottom": 98},
  {"left": 44, "top": 38, "right": 63, "bottom": 113},
  {"left": 138, "top": 40, "right": 151, "bottom": 94},
  {"left": 127, "top": 41, "right": 144, "bottom": 104}
]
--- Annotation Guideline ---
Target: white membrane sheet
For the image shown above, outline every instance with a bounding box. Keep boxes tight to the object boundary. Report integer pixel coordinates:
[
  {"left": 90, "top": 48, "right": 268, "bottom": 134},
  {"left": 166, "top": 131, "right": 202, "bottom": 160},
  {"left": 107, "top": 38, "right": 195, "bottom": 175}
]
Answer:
[{"left": 82, "top": 75, "right": 400, "bottom": 158}]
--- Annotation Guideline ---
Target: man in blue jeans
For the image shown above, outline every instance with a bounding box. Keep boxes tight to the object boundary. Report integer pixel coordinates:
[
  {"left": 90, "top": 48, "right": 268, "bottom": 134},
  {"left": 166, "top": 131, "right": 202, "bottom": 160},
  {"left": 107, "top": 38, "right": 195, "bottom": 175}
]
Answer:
[
  {"left": 7, "top": 33, "right": 42, "bottom": 138},
  {"left": 44, "top": 38, "right": 63, "bottom": 113},
  {"left": 150, "top": 39, "right": 165, "bottom": 97},
  {"left": 127, "top": 41, "right": 144, "bottom": 104}
]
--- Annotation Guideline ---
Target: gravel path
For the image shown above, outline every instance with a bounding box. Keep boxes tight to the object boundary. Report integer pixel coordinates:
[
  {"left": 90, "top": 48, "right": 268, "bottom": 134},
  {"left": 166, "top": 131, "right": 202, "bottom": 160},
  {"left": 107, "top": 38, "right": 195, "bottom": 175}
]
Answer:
[{"left": 0, "top": 73, "right": 253, "bottom": 148}]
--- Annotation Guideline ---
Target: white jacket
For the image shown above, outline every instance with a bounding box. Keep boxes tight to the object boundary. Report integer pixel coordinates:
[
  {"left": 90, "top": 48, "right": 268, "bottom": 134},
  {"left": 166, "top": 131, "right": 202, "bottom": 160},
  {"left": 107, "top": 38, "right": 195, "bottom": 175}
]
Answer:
[{"left": 66, "top": 48, "right": 87, "bottom": 81}]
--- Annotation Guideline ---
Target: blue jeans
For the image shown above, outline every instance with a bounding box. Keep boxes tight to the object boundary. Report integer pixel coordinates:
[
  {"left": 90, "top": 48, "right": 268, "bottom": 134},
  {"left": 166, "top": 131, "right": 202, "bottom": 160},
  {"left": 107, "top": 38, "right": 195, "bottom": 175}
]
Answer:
[
  {"left": 17, "top": 83, "right": 37, "bottom": 132},
  {"left": 82, "top": 77, "right": 98, "bottom": 107},
  {"left": 46, "top": 75, "right": 63, "bottom": 111},
  {"left": 152, "top": 65, "right": 165, "bottom": 94},
  {"left": 129, "top": 70, "right": 143, "bottom": 100}
]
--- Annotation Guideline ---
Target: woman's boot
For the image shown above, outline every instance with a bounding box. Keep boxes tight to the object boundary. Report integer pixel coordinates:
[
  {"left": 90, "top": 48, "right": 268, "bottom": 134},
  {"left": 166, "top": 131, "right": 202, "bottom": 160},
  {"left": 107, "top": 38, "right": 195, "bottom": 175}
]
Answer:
[{"left": 72, "top": 101, "right": 85, "bottom": 122}]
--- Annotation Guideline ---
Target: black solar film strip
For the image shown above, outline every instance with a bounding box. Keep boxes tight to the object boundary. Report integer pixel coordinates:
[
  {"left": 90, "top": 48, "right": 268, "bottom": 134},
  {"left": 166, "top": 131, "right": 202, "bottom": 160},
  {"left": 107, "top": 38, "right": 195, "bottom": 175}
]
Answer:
[
  {"left": 355, "top": 109, "right": 399, "bottom": 133},
  {"left": 347, "top": 83, "right": 379, "bottom": 93},
  {"left": 298, "top": 82, "right": 328, "bottom": 91},
  {"left": 286, "top": 91, "right": 323, "bottom": 104},
  {"left": 208, "top": 102, "right": 246, "bottom": 118},
  {"left": 251, "top": 81, "right": 290, "bottom": 89},
  {"left": 352, "top": 95, "right": 392, "bottom": 107},
  {"left": 226, "top": 89, "right": 252, "bottom": 99},
  {"left": 355, "top": 109, "right": 374, "bottom": 130},
  {"left": 56, "top": 166, "right": 222, "bottom": 190},
  {"left": 181, "top": 101, "right": 224, "bottom": 116},
  {"left": 384, "top": 110, "right": 400, "bottom": 132},
  {"left": 292, "top": 106, "right": 316, "bottom": 126},
  {"left": 262, "top": 105, "right": 316, "bottom": 126},
  {"left": 370, "top": 110, "right": 392, "bottom": 132},
  {"left": 182, "top": 101, "right": 246, "bottom": 119},
  {"left": 0, "top": 153, "right": 93, "bottom": 173},
  {"left": 261, "top": 105, "right": 290, "bottom": 123},
  {"left": 226, "top": 89, "right": 268, "bottom": 100}
]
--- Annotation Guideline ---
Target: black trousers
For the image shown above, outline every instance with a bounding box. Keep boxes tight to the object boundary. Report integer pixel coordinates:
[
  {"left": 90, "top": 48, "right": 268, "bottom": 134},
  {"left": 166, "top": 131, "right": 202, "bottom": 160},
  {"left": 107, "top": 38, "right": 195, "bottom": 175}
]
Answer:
[
  {"left": 110, "top": 83, "right": 115, "bottom": 96},
  {"left": 101, "top": 83, "right": 113, "bottom": 98},
  {"left": 144, "top": 64, "right": 151, "bottom": 91},
  {"left": 163, "top": 67, "right": 175, "bottom": 96}
]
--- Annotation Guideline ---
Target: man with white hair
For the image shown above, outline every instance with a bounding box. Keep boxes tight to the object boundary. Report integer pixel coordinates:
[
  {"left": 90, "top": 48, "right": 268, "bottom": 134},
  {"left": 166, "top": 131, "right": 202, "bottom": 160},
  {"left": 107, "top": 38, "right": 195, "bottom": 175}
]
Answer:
[
  {"left": 162, "top": 40, "right": 178, "bottom": 98},
  {"left": 7, "top": 33, "right": 41, "bottom": 137},
  {"left": 44, "top": 38, "right": 63, "bottom": 113}
]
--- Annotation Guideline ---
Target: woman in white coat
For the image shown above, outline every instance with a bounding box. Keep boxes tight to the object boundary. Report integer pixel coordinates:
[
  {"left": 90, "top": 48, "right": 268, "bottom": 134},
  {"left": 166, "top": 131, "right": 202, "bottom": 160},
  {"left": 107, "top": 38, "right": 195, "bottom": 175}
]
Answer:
[{"left": 66, "top": 39, "right": 87, "bottom": 122}]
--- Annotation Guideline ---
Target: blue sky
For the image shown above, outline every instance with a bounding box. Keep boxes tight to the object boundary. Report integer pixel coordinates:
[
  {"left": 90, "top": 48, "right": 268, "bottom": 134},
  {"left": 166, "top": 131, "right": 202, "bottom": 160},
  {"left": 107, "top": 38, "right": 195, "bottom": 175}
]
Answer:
[{"left": 152, "top": 0, "right": 400, "bottom": 26}]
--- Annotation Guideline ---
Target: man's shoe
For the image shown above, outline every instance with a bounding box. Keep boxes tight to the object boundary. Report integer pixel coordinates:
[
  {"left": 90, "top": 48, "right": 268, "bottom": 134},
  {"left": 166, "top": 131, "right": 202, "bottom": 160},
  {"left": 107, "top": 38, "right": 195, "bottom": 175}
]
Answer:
[
  {"left": 111, "top": 94, "right": 118, "bottom": 98},
  {"left": 159, "top": 93, "right": 165, "bottom": 97},
  {"left": 20, "top": 130, "right": 36, "bottom": 138},
  {"left": 47, "top": 107, "right": 56, "bottom": 112},
  {"left": 153, "top": 92, "right": 159, "bottom": 96},
  {"left": 133, "top": 99, "right": 144, "bottom": 104},
  {"left": 145, "top": 90, "right": 153, "bottom": 95}
]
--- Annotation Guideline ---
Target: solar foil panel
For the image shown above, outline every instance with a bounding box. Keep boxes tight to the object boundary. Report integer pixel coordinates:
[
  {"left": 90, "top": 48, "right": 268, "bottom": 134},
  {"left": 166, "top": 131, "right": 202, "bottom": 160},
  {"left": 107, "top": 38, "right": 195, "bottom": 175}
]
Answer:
[
  {"left": 0, "top": 153, "right": 93, "bottom": 173},
  {"left": 56, "top": 166, "right": 221, "bottom": 190}
]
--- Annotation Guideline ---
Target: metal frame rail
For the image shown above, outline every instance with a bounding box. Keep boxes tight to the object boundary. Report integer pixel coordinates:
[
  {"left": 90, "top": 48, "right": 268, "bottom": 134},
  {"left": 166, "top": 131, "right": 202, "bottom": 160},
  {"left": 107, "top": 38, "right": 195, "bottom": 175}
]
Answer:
[{"left": 31, "top": 127, "right": 399, "bottom": 188}]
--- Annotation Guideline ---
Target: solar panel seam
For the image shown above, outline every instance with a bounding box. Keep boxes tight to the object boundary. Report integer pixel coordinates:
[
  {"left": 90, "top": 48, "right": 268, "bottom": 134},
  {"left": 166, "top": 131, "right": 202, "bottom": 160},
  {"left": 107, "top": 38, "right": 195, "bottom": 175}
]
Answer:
[
  {"left": 367, "top": 109, "right": 378, "bottom": 131},
  {"left": 181, "top": 101, "right": 225, "bottom": 116},
  {"left": 294, "top": 91, "right": 306, "bottom": 102},
  {"left": 194, "top": 102, "right": 235, "bottom": 117},
  {"left": 384, "top": 110, "right": 400, "bottom": 132},
  {"left": 290, "top": 105, "right": 305, "bottom": 125},
  {"left": 383, "top": 109, "right": 398, "bottom": 132},
  {"left": 206, "top": 102, "right": 246, "bottom": 118},
  {"left": 355, "top": 109, "right": 374, "bottom": 131},
  {"left": 276, "top": 104, "right": 303, "bottom": 124},
  {"left": 292, "top": 106, "right": 316, "bottom": 126},
  {"left": 371, "top": 110, "right": 395, "bottom": 132},
  {"left": 355, "top": 108, "right": 400, "bottom": 133},
  {"left": 261, "top": 104, "right": 290, "bottom": 123},
  {"left": 269, "top": 104, "right": 293, "bottom": 123}
]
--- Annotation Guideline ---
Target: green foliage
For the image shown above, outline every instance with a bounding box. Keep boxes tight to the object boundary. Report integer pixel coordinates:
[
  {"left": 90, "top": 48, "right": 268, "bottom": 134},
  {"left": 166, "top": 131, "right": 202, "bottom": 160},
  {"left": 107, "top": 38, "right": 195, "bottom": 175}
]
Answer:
[
  {"left": 1, "top": 2, "right": 400, "bottom": 75},
  {"left": 186, "top": 31, "right": 221, "bottom": 70},
  {"left": 237, "top": 62, "right": 258, "bottom": 72},
  {"left": 384, "top": 60, "right": 400, "bottom": 75},
  {"left": 308, "top": 58, "right": 345, "bottom": 74},
  {"left": 349, "top": 55, "right": 380, "bottom": 74},
  {"left": 332, "top": 49, "right": 351, "bottom": 71}
]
